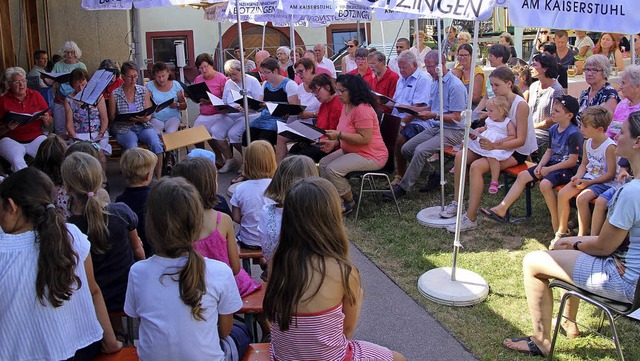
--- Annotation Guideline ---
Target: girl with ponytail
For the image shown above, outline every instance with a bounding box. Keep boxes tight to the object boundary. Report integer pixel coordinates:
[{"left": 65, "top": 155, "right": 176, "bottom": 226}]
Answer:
[
  {"left": 0, "top": 167, "right": 122, "bottom": 360},
  {"left": 124, "top": 177, "right": 245, "bottom": 360},
  {"left": 63, "top": 152, "right": 145, "bottom": 341}
]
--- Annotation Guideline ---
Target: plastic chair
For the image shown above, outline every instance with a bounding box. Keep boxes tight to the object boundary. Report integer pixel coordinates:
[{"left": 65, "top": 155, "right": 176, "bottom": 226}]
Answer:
[
  {"left": 346, "top": 112, "right": 401, "bottom": 222},
  {"left": 548, "top": 278, "right": 640, "bottom": 360}
]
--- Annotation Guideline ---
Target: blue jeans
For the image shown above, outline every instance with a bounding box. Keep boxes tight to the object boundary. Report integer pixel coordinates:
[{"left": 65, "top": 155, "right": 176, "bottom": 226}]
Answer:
[{"left": 116, "top": 125, "right": 164, "bottom": 154}]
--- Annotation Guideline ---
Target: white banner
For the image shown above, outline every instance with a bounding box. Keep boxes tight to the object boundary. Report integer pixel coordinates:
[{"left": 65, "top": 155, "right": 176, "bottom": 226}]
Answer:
[
  {"left": 226, "top": 0, "right": 279, "bottom": 22},
  {"left": 278, "top": 0, "right": 335, "bottom": 15},
  {"left": 374, "top": 7, "right": 425, "bottom": 20},
  {"left": 204, "top": 2, "right": 229, "bottom": 21},
  {"left": 507, "top": 0, "right": 640, "bottom": 33},
  {"left": 82, "top": 0, "right": 132, "bottom": 10},
  {"left": 388, "top": 0, "right": 494, "bottom": 21}
]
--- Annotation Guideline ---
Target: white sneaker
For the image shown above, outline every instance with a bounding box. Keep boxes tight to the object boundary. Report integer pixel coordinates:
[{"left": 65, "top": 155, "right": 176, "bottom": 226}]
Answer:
[
  {"left": 439, "top": 201, "right": 458, "bottom": 218},
  {"left": 446, "top": 214, "right": 477, "bottom": 233},
  {"left": 219, "top": 159, "right": 237, "bottom": 174}
]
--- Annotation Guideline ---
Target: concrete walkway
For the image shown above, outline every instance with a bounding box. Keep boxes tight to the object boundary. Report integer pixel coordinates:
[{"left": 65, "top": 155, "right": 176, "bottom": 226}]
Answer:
[{"left": 107, "top": 155, "right": 476, "bottom": 361}]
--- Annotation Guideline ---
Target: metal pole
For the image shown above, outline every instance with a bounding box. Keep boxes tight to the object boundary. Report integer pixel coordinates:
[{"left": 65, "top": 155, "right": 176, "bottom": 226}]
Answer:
[
  {"left": 261, "top": 23, "right": 266, "bottom": 50},
  {"left": 235, "top": 0, "right": 251, "bottom": 144},
  {"left": 387, "top": 19, "right": 405, "bottom": 65},
  {"left": 632, "top": 34, "right": 636, "bottom": 66},
  {"left": 131, "top": 8, "right": 145, "bottom": 84},
  {"left": 290, "top": 16, "right": 296, "bottom": 62},
  {"left": 218, "top": 22, "right": 225, "bottom": 73}
]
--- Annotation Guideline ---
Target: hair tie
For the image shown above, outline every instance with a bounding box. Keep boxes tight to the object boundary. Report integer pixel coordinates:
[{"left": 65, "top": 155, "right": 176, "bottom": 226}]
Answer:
[
  {"left": 46, "top": 204, "right": 55, "bottom": 209},
  {"left": 87, "top": 192, "right": 95, "bottom": 198}
]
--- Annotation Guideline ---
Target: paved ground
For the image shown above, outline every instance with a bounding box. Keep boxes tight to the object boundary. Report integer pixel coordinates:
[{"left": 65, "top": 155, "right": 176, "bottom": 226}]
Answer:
[{"left": 106, "top": 151, "right": 477, "bottom": 361}]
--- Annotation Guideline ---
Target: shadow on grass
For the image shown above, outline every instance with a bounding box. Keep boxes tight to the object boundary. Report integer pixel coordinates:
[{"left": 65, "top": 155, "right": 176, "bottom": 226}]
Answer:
[{"left": 346, "top": 172, "right": 638, "bottom": 361}]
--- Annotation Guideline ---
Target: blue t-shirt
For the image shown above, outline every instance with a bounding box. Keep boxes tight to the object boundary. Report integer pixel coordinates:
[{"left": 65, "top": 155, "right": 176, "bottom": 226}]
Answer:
[{"left": 548, "top": 123, "right": 583, "bottom": 169}]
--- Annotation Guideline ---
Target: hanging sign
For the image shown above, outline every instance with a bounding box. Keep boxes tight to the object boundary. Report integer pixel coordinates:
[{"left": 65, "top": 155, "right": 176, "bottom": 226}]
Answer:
[
  {"left": 507, "top": 0, "right": 639, "bottom": 33},
  {"left": 376, "top": 0, "right": 494, "bottom": 21},
  {"left": 279, "top": 0, "right": 335, "bottom": 15}
]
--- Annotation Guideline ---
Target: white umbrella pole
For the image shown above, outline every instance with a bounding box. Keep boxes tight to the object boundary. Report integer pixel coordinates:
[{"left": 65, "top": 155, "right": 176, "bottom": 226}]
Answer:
[
  {"left": 218, "top": 22, "right": 225, "bottom": 73},
  {"left": 235, "top": 0, "right": 250, "bottom": 144},
  {"left": 530, "top": 28, "right": 541, "bottom": 63},
  {"left": 261, "top": 23, "right": 266, "bottom": 50},
  {"left": 290, "top": 16, "right": 296, "bottom": 62},
  {"left": 632, "top": 35, "right": 636, "bottom": 65},
  {"left": 380, "top": 21, "right": 386, "bottom": 58},
  {"left": 437, "top": 18, "right": 446, "bottom": 209}
]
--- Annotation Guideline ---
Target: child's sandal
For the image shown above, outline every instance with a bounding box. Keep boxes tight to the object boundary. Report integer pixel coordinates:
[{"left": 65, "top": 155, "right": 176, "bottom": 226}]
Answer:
[{"left": 488, "top": 181, "right": 500, "bottom": 194}]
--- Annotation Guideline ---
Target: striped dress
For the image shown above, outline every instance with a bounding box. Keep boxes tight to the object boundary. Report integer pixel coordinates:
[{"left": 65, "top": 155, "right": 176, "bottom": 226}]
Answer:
[{"left": 270, "top": 303, "right": 394, "bottom": 361}]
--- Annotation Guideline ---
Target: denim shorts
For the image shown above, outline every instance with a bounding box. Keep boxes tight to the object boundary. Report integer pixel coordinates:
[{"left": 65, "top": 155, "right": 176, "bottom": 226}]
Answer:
[
  {"left": 526, "top": 167, "right": 574, "bottom": 187},
  {"left": 586, "top": 182, "right": 612, "bottom": 197}
]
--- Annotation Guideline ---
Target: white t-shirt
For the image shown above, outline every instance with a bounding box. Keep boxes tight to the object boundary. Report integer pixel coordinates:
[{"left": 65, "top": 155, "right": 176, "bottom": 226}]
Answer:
[
  {"left": 297, "top": 83, "right": 321, "bottom": 113},
  {"left": 222, "top": 75, "right": 263, "bottom": 105},
  {"left": 124, "top": 255, "right": 242, "bottom": 361},
  {"left": 0, "top": 224, "right": 103, "bottom": 361},
  {"left": 584, "top": 137, "right": 617, "bottom": 187},
  {"left": 319, "top": 57, "right": 337, "bottom": 78},
  {"left": 230, "top": 178, "right": 272, "bottom": 247}
]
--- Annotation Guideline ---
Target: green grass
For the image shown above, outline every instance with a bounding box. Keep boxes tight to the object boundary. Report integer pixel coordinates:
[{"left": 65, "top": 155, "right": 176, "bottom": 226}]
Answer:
[{"left": 345, "top": 172, "right": 640, "bottom": 361}]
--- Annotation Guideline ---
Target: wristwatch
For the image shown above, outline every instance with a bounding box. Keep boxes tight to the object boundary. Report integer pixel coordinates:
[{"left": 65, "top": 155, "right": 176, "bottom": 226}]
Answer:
[
  {"left": 401, "top": 122, "right": 406, "bottom": 127},
  {"left": 573, "top": 241, "right": 582, "bottom": 251}
]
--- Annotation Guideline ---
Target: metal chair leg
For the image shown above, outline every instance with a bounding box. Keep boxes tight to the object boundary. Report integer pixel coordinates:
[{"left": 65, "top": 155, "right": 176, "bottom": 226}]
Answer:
[{"left": 354, "top": 175, "right": 367, "bottom": 223}]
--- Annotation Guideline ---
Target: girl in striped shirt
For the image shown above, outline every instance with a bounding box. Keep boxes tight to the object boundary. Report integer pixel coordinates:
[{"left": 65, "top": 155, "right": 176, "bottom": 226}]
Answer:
[{"left": 264, "top": 177, "right": 406, "bottom": 361}]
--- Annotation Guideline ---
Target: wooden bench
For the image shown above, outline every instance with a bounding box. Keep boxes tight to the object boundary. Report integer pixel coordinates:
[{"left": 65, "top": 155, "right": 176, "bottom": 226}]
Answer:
[
  {"left": 236, "top": 284, "right": 266, "bottom": 342},
  {"left": 238, "top": 248, "right": 264, "bottom": 275},
  {"left": 241, "top": 343, "right": 270, "bottom": 361},
  {"left": 93, "top": 348, "right": 138, "bottom": 361}
]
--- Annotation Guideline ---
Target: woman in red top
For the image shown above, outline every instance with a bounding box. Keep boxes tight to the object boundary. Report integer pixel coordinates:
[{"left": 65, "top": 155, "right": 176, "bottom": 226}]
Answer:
[
  {"left": 319, "top": 74, "right": 388, "bottom": 214},
  {"left": 0, "top": 67, "right": 52, "bottom": 172},
  {"left": 289, "top": 73, "right": 343, "bottom": 163}
]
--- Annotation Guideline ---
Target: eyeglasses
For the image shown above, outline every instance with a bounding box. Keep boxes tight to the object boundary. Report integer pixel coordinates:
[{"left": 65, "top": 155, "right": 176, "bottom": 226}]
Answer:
[
  {"left": 10, "top": 80, "right": 27, "bottom": 84},
  {"left": 347, "top": 45, "right": 355, "bottom": 48},
  {"left": 311, "top": 87, "right": 324, "bottom": 95},
  {"left": 584, "top": 68, "right": 603, "bottom": 74},
  {"left": 124, "top": 75, "right": 139, "bottom": 79},
  {"left": 63, "top": 50, "right": 75, "bottom": 54},
  {"left": 295, "top": 69, "right": 305, "bottom": 76},
  {"left": 457, "top": 53, "right": 470, "bottom": 58},
  {"left": 540, "top": 31, "right": 549, "bottom": 34},
  {"left": 259, "top": 70, "right": 274, "bottom": 75},
  {"left": 355, "top": 57, "right": 367, "bottom": 62}
]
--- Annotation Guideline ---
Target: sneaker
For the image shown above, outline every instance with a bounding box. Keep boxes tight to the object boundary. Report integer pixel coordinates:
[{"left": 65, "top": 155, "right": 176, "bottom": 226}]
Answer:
[
  {"left": 384, "top": 185, "right": 406, "bottom": 201},
  {"left": 427, "top": 153, "right": 440, "bottom": 163},
  {"left": 219, "top": 159, "right": 237, "bottom": 174},
  {"left": 446, "top": 214, "right": 477, "bottom": 233},
  {"left": 439, "top": 201, "right": 458, "bottom": 218},
  {"left": 419, "top": 172, "right": 441, "bottom": 193},
  {"left": 342, "top": 199, "right": 356, "bottom": 215}
]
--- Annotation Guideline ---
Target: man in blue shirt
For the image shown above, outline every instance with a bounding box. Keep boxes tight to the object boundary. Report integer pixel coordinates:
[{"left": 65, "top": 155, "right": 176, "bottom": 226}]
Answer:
[
  {"left": 389, "top": 50, "right": 468, "bottom": 199},
  {"left": 381, "top": 50, "right": 432, "bottom": 186}
]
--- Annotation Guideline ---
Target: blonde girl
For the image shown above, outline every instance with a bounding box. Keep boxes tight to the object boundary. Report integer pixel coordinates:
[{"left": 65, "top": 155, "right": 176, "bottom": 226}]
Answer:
[
  {"left": 172, "top": 157, "right": 261, "bottom": 297},
  {"left": 124, "top": 177, "right": 246, "bottom": 360},
  {"left": 62, "top": 152, "right": 145, "bottom": 339},
  {"left": 230, "top": 140, "right": 277, "bottom": 249},
  {"left": 264, "top": 177, "right": 405, "bottom": 361},
  {"left": 467, "top": 96, "right": 516, "bottom": 194},
  {"left": 0, "top": 168, "right": 121, "bottom": 360}
]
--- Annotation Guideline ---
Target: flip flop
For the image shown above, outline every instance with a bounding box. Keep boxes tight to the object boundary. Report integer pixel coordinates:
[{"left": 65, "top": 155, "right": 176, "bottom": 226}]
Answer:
[
  {"left": 503, "top": 336, "right": 546, "bottom": 357},
  {"left": 480, "top": 207, "right": 507, "bottom": 223}
]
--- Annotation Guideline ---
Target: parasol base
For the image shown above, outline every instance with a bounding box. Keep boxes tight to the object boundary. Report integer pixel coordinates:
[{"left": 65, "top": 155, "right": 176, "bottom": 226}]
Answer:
[
  {"left": 416, "top": 206, "right": 457, "bottom": 228},
  {"left": 417, "top": 267, "right": 489, "bottom": 307}
]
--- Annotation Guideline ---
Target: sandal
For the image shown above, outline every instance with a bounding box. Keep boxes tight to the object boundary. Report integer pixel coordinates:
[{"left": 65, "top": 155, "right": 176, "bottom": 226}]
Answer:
[
  {"left": 231, "top": 174, "right": 246, "bottom": 184},
  {"left": 488, "top": 181, "right": 499, "bottom": 194},
  {"left": 503, "top": 336, "right": 546, "bottom": 357},
  {"left": 342, "top": 199, "right": 356, "bottom": 215},
  {"left": 549, "top": 231, "right": 570, "bottom": 250}
]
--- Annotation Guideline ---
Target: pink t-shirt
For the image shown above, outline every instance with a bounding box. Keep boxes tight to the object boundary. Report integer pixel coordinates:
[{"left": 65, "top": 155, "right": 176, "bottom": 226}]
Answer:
[
  {"left": 337, "top": 103, "right": 388, "bottom": 167},
  {"left": 195, "top": 72, "right": 227, "bottom": 116},
  {"left": 608, "top": 98, "right": 640, "bottom": 140}
]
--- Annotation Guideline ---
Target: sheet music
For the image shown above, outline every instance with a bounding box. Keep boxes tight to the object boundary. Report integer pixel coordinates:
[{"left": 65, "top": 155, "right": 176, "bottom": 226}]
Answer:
[
  {"left": 73, "top": 70, "right": 115, "bottom": 106},
  {"left": 207, "top": 91, "right": 226, "bottom": 106}
]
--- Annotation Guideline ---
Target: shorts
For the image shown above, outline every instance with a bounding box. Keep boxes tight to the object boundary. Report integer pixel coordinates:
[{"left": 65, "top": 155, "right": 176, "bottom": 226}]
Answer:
[
  {"left": 400, "top": 123, "right": 425, "bottom": 140},
  {"left": 585, "top": 182, "right": 612, "bottom": 197},
  {"left": 526, "top": 166, "right": 574, "bottom": 187},
  {"left": 572, "top": 253, "right": 636, "bottom": 303},
  {"left": 512, "top": 151, "right": 528, "bottom": 165}
]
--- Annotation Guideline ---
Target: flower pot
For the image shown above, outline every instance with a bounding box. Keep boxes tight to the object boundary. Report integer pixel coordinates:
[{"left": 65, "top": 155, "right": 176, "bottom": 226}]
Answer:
[{"left": 575, "top": 60, "right": 585, "bottom": 75}]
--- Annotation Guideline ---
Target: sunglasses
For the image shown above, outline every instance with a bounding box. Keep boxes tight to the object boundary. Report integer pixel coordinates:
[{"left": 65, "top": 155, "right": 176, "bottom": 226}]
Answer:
[
  {"left": 540, "top": 31, "right": 549, "bottom": 34},
  {"left": 347, "top": 45, "right": 355, "bottom": 48}
]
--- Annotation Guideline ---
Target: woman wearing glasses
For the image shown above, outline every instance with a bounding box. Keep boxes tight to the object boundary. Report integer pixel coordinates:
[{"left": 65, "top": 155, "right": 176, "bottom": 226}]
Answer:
[
  {"left": 451, "top": 44, "right": 486, "bottom": 109},
  {"left": 341, "top": 38, "right": 359, "bottom": 74},
  {"left": 108, "top": 61, "right": 164, "bottom": 180},
  {"left": 0, "top": 67, "right": 52, "bottom": 172},
  {"left": 528, "top": 53, "right": 565, "bottom": 150},
  {"left": 576, "top": 54, "right": 620, "bottom": 122},
  {"left": 51, "top": 41, "right": 87, "bottom": 135}
]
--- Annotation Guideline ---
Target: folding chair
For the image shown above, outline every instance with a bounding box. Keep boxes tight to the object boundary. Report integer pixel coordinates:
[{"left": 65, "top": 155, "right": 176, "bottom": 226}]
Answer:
[
  {"left": 346, "top": 112, "right": 401, "bottom": 222},
  {"left": 548, "top": 278, "right": 640, "bottom": 360}
]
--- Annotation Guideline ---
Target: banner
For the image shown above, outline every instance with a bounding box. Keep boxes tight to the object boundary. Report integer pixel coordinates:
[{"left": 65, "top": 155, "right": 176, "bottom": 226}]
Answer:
[
  {"left": 204, "top": 2, "right": 229, "bottom": 21},
  {"left": 374, "top": 7, "right": 425, "bottom": 20},
  {"left": 226, "top": 0, "right": 279, "bottom": 22},
  {"left": 82, "top": 0, "right": 132, "bottom": 10},
  {"left": 507, "top": 0, "right": 640, "bottom": 33},
  {"left": 279, "top": 0, "right": 335, "bottom": 15},
  {"left": 374, "top": 0, "right": 494, "bottom": 21}
]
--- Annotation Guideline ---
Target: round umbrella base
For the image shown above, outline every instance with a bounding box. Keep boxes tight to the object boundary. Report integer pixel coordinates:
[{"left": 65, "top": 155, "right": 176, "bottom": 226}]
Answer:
[
  {"left": 417, "top": 206, "right": 457, "bottom": 228},
  {"left": 417, "top": 267, "right": 489, "bottom": 307}
]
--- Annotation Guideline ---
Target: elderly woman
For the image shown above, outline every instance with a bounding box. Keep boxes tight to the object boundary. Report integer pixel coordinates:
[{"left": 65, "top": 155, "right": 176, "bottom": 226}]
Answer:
[
  {"left": 319, "top": 74, "right": 387, "bottom": 214},
  {"left": 0, "top": 67, "right": 52, "bottom": 172},
  {"left": 146, "top": 62, "right": 187, "bottom": 136},
  {"left": 457, "top": 31, "right": 471, "bottom": 46},
  {"left": 529, "top": 53, "right": 565, "bottom": 150},
  {"left": 276, "top": 46, "right": 296, "bottom": 81},
  {"left": 214, "top": 59, "right": 263, "bottom": 173},
  {"left": 108, "top": 61, "right": 163, "bottom": 180},
  {"left": 191, "top": 53, "right": 228, "bottom": 164},
  {"left": 594, "top": 33, "right": 624, "bottom": 71},
  {"left": 503, "top": 112, "right": 640, "bottom": 357},
  {"left": 451, "top": 44, "right": 486, "bottom": 108},
  {"left": 577, "top": 54, "right": 620, "bottom": 122},
  {"left": 341, "top": 38, "right": 360, "bottom": 74},
  {"left": 499, "top": 32, "right": 518, "bottom": 59},
  {"left": 608, "top": 65, "right": 640, "bottom": 140},
  {"left": 51, "top": 41, "right": 87, "bottom": 135}
]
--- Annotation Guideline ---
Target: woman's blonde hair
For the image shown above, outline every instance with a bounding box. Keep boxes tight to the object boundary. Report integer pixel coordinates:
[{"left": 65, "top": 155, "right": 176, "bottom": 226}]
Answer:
[
  {"left": 264, "top": 177, "right": 358, "bottom": 331},
  {"left": 264, "top": 155, "right": 318, "bottom": 205},
  {"left": 244, "top": 140, "right": 277, "bottom": 180},
  {"left": 61, "top": 152, "right": 109, "bottom": 253},
  {"left": 146, "top": 177, "right": 207, "bottom": 321},
  {"left": 171, "top": 157, "right": 219, "bottom": 209}
]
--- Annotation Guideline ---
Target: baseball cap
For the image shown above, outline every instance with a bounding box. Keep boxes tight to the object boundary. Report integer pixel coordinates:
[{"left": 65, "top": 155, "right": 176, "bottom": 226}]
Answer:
[
  {"left": 555, "top": 94, "right": 580, "bottom": 125},
  {"left": 187, "top": 148, "right": 216, "bottom": 165}
]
